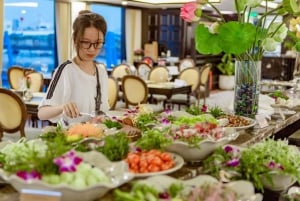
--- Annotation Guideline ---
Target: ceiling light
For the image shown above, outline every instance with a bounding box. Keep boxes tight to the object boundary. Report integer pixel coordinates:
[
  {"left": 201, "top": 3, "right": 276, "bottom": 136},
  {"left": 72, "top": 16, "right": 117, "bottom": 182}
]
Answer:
[{"left": 122, "top": 0, "right": 128, "bottom": 5}]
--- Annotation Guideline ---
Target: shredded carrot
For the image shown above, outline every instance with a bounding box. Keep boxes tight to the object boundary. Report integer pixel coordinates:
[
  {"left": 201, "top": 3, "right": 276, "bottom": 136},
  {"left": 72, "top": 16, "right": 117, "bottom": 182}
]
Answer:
[{"left": 67, "top": 123, "right": 104, "bottom": 138}]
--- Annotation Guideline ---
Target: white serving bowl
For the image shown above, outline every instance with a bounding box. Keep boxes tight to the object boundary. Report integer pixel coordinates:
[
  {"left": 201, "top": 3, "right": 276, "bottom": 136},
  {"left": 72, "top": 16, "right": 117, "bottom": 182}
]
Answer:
[
  {"left": 0, "top": 151, "right": 134, "bottom": 201},
  {"left": 165, "top": 127, "right": 239, "bottom": 162},
  {"left": 260, "top": 172, "right": 296, "bottom": 192},
  {"left": 136, "top": 174, "right": 263, "bottom": 201}
]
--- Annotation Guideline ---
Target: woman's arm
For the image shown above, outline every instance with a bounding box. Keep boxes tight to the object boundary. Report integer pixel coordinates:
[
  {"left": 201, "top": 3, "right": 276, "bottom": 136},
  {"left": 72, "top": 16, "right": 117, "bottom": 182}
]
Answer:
[{"left": 38, "top": 105, "right": 64, "bottom": 120}]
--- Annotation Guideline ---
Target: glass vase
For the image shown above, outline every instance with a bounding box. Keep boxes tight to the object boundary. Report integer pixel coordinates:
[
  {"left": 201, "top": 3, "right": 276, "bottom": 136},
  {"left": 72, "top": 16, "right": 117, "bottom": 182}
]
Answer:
[{"left": 234, "top": 60, "right": 261, "bottom": 118}]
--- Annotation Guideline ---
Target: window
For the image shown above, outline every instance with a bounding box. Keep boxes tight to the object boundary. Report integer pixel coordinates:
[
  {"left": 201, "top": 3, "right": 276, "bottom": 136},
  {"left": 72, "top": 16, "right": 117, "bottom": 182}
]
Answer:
[
  {"left": 90, "top": 4, "right": 125, "bottom": 69},
  {"left": 2, "top": 0, "right": 57, "bottom": 89}
]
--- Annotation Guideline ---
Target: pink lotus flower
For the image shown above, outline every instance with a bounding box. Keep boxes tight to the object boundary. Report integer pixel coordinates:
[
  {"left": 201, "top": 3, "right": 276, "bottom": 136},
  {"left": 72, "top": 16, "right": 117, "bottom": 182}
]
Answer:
[
  {"left": 53, "top": 151, "right": 82, "bottom": 172},
  {"left": 180, "top": 2, "right": 201, "bottom": 22},
  {"left": 16, "top": 170, "right": 41, "bottom": 181}
]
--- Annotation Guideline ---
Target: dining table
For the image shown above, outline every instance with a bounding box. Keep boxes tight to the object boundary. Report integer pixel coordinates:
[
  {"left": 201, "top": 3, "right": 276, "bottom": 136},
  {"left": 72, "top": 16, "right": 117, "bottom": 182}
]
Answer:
[
  {"left": 146, "top": 81, "right": 192, "bottom": 106},
  {"left": 23, "top": 92, "right": 46, "bottom": 128}
]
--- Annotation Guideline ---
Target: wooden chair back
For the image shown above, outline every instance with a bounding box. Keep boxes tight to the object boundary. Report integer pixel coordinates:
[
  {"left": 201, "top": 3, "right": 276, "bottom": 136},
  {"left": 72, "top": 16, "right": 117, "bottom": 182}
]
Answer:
[
  {"left": 178, "top": 67, "right": 201, "bottom": 92},
  {"left": 197, "top": 63, "right": 212, "bottom": 105},
  {"left": 0, "top": 88, "right": 27, "bottom": 141},
  {"left": 8, "top": 66, "right": 34, "bottom": 90},
  {"left": 108, "top": 76, "right": 119, "bottom": 110},
  {"left": 178, "top": 58, "right": 195, "bottom": 72},
  {"left": 111, "top": 64, "right": 130, "bottom": 81},
  {"left": 121, "top": 75, "right": 148, "bottom": 107},
  {"left": 137, "top": 62, "right": 152, "bottom": 80},
  {"left": 148, "top": 66, "right": 169, "bottom": 82}
]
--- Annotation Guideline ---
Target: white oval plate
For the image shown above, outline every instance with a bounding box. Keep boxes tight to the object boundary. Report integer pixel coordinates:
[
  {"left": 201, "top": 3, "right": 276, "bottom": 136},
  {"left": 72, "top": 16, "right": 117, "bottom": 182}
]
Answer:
[
  {"left": 133, "top": 153, "right": 184, "bottom": 178},
  {"left": 225, "top": 116, "right": 256, "bottom": 131}
]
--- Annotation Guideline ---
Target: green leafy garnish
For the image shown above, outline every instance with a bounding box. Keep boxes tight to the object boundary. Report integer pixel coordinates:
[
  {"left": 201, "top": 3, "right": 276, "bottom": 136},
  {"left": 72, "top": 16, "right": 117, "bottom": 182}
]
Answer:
[
  {"left": 185, "top": 106, "right": 204, "bottom": 116},
  {"left": 208, "top": 106, "right": 226, "bottom": 118},
  {"left": 103, "top": 119, "right": 122, "bottom": 129},
  {"left": 135, "top": 113, "right": 157, "bottom": 131},
  {"left": 135, "top": 128, "right": 172, "bottom": 150},
  {"left": 268, "top": 91, "right": 289, "bottom": 100},
  {"left": 95, "top": 132, "right": 129, "bottom": 161},
  {"left": 0, "top": 127, "right": 72, "bottom": 175}
]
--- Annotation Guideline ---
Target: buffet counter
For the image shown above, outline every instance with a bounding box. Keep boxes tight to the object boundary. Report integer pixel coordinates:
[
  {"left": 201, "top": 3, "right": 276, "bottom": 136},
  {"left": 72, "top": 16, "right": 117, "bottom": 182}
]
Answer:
[{"left": 1, "top": 111, "right": 300, "bottom": 201}]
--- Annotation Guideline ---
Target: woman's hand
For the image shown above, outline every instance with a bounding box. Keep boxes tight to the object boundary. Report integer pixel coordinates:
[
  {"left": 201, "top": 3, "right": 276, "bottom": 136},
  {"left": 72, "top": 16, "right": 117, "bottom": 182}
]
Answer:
[
  {"left": 89, "top": 115, "right": 107, "bottom": 124},
  {"left": 63, "top": 102, "right": 80, "bottom": 118}
]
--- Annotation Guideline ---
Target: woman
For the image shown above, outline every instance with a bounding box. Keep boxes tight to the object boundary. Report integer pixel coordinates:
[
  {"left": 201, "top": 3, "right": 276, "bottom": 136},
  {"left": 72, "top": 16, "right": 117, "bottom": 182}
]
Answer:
[{"left": 38, "top": 10, "right": 109, "bottom": 124}]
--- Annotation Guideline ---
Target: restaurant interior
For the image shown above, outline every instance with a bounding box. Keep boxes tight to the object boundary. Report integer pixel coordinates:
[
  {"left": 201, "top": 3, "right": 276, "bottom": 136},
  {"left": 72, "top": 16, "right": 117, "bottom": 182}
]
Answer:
[{"left": 1, "top": 0, "right": 300, "bottom": 201}]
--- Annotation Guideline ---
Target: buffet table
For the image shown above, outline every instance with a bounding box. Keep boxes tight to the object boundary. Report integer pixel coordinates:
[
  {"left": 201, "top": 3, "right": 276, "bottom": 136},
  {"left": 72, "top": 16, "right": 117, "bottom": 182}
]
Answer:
[{"left": 1, "top": 110, "right": 300, "bottom": 201}]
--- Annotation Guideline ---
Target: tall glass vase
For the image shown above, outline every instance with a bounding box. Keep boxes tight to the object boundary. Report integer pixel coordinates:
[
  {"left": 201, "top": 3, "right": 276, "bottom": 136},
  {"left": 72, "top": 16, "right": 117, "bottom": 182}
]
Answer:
[{"left": 234, "top": 60, "right": 261, "bottom": 118}]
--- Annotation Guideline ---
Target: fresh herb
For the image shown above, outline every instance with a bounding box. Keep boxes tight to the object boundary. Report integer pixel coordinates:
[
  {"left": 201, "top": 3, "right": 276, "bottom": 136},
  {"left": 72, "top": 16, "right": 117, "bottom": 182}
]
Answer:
[
  {"left": 208, "top": 106, "right": 226, "bottom": 118},
  {"left": 268, "top": 91, "right": 289, "bottom": 100},
  {"left": 185, "top": 106, "right": 204, "bottom": 116},
  {"left": 135, "top": 128, "right": 172, "bottom": 150},
  {"left": 135, "top": 113, "right": 157, "bottom": 131},
  {"left": 96, "top": 132, "right": 129, "bottom": 161},
  {"left": 103, "top": 119, "right": 122, "bottom": 129}
]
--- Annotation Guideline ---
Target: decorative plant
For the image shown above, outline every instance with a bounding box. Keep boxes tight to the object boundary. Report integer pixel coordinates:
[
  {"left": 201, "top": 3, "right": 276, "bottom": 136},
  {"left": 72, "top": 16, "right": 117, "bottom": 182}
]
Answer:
[
  {"left": 217, "top": 54, "right": 235, "bottom": 76},
  {"left": 180, "top": 0, "right": 300, "bottom": 61}
]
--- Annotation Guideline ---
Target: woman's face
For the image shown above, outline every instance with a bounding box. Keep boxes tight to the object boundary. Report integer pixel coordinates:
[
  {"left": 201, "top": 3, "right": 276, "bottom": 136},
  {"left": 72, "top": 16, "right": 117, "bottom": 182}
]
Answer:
[{"left": 78, "top": 27, "right": 104, "bottom": 62}]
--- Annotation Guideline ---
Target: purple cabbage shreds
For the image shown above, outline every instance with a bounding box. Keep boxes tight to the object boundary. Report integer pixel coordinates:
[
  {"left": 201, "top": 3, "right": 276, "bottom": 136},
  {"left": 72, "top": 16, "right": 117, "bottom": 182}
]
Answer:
[
  {"left": 16, "top": 170, "right": 41, "bottom": 181},
  {"left": 159, "top": 192, "right": 170, "bottom": 199},
  {"left": 226, "top": 158, "right": 240, "bottom": 167}
]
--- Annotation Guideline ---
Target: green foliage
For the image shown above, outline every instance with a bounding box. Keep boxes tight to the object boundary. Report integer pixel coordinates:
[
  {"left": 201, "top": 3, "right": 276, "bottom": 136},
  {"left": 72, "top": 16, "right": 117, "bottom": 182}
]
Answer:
[
  {"left": 95, "top": 132, "right": 130, "bottom": 161},
  {"left": 208, "top": 106, "right": 226, "bottom": 118},
  {"left": 135, "top": 113, "right": 157, "bottom": 131},
  {"left": 217, "top": 54, "right": 235, "bottom": 76},
  {"left": 268, "top": 91, "right": 289, "bottom": 100},
  {"left": 135, "top": 128, "right": 172, "bottom": 150},
  {"left": 1, "top": 127, "right": 72, "bottom": 175},
  {"left": 103, "top": 119, "right": 122, "bottom": 129},
  {"left": 185, "top": 106, "right": 204, "bottom": 116}
]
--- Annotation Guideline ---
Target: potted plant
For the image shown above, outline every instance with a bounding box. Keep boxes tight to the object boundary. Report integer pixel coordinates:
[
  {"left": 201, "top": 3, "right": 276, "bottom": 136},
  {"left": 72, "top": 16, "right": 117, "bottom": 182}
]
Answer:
[{"left": 217, "top": 54, "right": 235, "bottom": 90}]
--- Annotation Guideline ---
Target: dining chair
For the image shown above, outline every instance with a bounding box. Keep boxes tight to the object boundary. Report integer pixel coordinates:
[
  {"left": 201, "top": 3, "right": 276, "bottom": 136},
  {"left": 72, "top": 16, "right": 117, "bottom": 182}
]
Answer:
[
  {"left": 0, "top": 88, "right": 27, "bottom": 141},
  {"left": 148, "top": 66, "right": 169, "bottom": 83},
  {"left": 164, "top": 67, "right": 200, "bottom": 110},
  {"left": 137, "top": 62, "right": 152, "bottom": 81},
  {"left": 178, "top": 58, "right": 195, "bottom": 72},
  {"left": 108, "top": 76, "right": 119, "bottom": 110},
  {"left": 8, "top": 66, "right": 34, "bottom": 90},
  {"left": 121, "top": 75, "right": 164, "bottom": 112},
  {"left": 111, "top": 64, "right": 131, "bottom": 81},
  {"left": 196, "top": 63, "right": 212, "bottom": 105},
  {"left": 26, "top": 71, "right": 44, "bottom": 92}
]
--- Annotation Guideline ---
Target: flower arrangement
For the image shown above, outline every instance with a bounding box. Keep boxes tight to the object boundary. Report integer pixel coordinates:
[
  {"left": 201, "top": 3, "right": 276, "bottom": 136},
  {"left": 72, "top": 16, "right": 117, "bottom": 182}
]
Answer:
[
  {"left": 180, "top": 0, "right": 300, "bottom": 117},
  {"left": 203, "top": 138, "right": 300, "bottom": 192},
  {"left": 180, "top": 0, "right": 300, "bottom": 61}
]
